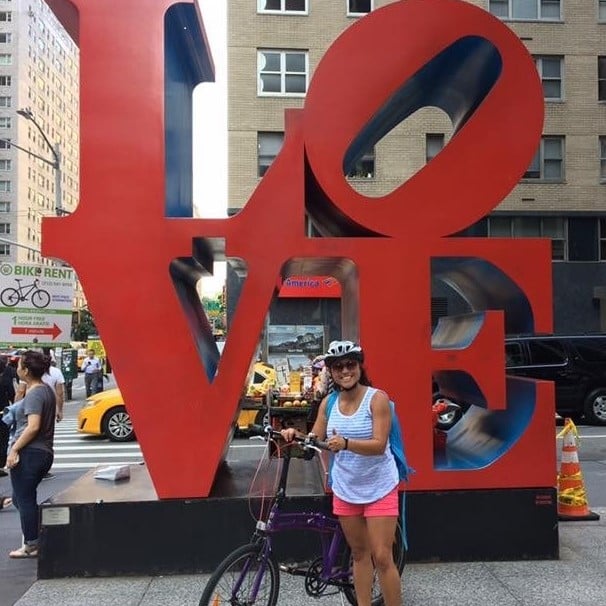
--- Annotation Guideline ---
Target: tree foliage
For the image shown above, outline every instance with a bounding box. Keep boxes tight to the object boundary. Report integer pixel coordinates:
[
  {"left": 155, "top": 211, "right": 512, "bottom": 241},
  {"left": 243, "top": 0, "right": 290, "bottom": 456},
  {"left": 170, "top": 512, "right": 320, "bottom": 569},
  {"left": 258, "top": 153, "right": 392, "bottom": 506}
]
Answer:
[{"left": 72, "top": 309, "right": 97, "bottom": 341}]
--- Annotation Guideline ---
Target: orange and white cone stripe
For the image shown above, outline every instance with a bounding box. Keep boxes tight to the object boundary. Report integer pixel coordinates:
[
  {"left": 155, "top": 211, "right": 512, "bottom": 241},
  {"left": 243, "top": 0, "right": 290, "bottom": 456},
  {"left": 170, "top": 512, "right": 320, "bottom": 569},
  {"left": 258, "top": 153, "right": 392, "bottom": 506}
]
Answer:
[{"left": 556, "top": 418, "right": 599, "bottom": 520}]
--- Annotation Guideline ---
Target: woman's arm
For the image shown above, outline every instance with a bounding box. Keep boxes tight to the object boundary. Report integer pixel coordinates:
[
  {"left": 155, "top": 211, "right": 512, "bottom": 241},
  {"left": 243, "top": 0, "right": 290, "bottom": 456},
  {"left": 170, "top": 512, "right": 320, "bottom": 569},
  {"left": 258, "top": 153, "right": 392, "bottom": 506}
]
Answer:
[
  {"left": 309, "top": 398, "right": 328, "bottom": 440},
  {"left": 281, "top": 396, "right": 329, "bottom": 442},
  {"left": 6, "top": 413, "right": 41, "bottom": 468}
]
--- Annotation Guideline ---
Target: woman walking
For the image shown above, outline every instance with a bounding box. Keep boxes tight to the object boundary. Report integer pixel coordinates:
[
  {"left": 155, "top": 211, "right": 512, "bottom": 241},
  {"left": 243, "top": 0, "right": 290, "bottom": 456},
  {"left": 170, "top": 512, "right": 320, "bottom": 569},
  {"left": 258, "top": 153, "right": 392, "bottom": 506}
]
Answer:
[
  {"left": 282, "top": 340, "right": 402, "bottom": 606},
  {"left": 5, "top": 350, "right": 56, "bottom": 558}
]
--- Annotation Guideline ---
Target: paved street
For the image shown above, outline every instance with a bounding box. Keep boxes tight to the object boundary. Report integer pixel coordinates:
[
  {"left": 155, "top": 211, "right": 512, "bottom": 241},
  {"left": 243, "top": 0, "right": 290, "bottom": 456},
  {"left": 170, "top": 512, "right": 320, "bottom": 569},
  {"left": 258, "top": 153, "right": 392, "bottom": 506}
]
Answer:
[
  {"left": 51, "top": 409, "right": 143, "bottom": 472},
  {"left": 48, "top": 374, "right": 143, "bottom": 472}
]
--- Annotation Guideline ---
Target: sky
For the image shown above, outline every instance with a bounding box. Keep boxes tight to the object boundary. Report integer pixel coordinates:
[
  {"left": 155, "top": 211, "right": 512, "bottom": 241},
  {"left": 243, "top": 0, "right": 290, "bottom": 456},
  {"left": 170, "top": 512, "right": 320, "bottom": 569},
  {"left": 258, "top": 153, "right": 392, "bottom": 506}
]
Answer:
[{"left": 193, "top": 1, "right": 228, "bottom": 296}]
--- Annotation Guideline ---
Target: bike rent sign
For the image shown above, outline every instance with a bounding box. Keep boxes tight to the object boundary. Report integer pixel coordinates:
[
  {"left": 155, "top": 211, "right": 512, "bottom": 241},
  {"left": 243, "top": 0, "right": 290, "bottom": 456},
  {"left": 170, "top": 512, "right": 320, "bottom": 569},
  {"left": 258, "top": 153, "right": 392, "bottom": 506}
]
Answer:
[{"left": 0, "top": 262, "right": 75, "bottom": 348}]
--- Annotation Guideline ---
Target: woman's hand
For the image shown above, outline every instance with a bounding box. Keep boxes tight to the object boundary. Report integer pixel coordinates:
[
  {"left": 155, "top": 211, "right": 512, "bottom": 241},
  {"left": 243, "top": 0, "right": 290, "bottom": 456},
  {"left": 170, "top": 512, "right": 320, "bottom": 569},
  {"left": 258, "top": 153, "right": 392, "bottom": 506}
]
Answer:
[
  {"left": 280, "top": 428, "right": 297, "bottom": 442},
  {"left": 327, "top": 429, "right": 348, "bottom": 452},
  {"left": 6, "top": 448, "right": 19, "bottom": 469}
]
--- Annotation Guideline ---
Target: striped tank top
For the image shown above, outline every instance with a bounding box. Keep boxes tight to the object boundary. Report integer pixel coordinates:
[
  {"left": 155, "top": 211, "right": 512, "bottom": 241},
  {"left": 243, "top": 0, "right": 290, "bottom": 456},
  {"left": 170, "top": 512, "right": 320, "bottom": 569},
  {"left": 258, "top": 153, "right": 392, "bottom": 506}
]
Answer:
[{"left": 327, "top": 387, "right": 399, "bottom": 504}]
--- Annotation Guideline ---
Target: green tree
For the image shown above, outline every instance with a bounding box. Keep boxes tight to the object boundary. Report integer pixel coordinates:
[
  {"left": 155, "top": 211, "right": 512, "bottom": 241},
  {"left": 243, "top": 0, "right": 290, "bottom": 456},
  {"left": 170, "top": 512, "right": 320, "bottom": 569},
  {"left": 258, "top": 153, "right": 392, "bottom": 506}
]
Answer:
[{"left": 72, "top": 309, "right": 98, "bottom": 341}]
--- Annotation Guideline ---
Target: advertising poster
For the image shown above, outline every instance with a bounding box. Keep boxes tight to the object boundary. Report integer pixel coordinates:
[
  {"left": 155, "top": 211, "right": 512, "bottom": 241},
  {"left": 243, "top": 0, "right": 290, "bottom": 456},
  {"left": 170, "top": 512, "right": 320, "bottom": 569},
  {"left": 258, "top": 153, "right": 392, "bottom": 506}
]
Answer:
[
  {"left": 0, "top": 262, "right": 75, "bottom": 348},
  {"left": 267, "top": 324, "right": 325, "bottom": 373}
]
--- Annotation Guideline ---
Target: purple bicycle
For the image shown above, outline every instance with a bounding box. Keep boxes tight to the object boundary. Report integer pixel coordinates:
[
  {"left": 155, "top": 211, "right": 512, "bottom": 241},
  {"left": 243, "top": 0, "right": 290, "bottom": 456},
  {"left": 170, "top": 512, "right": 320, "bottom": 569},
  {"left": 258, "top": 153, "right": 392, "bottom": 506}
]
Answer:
[{"left": 199, "top": 426, "right": 406, "bottom": 606}]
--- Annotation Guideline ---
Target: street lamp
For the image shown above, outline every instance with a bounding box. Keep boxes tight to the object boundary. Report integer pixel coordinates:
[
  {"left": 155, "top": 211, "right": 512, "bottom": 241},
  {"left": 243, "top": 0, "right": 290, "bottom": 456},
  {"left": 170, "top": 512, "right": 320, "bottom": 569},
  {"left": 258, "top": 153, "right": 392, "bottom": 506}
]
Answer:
[{"left": 15, "top": 107, "right": 63, "bottom": 216}]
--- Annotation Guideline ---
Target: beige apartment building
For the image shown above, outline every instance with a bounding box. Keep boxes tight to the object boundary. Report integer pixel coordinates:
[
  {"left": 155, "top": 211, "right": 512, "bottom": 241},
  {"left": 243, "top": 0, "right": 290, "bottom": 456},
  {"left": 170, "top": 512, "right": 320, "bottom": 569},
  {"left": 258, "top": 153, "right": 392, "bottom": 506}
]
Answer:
[
  {"left": 0, "top": 0, "right": 81, "bottom": 312},
  {"left": 0, "top": 0, "right": 79, "bottom": 264},
  {"left": 228, "top": 0, "right": 606, "bottom": 333}
]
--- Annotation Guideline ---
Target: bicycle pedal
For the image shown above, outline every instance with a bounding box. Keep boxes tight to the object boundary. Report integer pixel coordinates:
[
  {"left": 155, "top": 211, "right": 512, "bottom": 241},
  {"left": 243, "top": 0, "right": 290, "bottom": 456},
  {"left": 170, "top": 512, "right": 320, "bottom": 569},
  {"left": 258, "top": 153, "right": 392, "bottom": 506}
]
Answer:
[{"left": 279, "top": 561, "right": 310, "bottom": 574}]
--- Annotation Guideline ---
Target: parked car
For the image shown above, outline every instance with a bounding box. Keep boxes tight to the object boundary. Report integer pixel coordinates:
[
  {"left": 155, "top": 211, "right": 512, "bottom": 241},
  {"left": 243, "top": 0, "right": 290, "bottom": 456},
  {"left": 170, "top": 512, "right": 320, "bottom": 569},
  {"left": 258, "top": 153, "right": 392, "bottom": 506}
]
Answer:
[
  {"left": 78, "top": 388, "right": 135, "bottom": 442},
  {"left": 505, "top": 334, "right": 606, "bottom": 426}
]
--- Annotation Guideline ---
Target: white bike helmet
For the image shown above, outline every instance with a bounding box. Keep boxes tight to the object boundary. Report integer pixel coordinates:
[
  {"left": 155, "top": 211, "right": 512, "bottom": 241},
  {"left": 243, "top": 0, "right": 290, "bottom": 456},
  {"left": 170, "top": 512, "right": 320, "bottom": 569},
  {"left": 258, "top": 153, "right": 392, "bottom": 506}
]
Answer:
[{"left": 324, "top": 340, "right": 364, "bottom": 365}]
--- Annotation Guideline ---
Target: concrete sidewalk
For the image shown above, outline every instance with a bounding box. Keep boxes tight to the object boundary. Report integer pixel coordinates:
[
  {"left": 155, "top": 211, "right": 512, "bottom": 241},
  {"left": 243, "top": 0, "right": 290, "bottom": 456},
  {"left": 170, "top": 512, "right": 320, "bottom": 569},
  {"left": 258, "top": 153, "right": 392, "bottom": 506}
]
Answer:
[{"left": 13, "top": 507, "right": 606, "bottom": 606}]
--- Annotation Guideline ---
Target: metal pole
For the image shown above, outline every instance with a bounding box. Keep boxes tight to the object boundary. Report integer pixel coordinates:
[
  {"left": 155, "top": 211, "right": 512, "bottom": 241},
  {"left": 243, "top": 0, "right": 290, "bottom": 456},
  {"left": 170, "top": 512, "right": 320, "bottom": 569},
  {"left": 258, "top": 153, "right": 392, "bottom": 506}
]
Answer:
[{"left": 15, "top": 109, "right": 64, "bottom": 216}]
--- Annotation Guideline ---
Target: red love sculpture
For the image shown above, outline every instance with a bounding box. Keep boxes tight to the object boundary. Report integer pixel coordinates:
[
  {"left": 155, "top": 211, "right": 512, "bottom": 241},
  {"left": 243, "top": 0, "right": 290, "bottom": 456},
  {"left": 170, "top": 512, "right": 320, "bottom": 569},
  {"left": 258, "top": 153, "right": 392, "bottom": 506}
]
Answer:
[{"left": 43, "top": 0, "right": 554, "bottom": 498}]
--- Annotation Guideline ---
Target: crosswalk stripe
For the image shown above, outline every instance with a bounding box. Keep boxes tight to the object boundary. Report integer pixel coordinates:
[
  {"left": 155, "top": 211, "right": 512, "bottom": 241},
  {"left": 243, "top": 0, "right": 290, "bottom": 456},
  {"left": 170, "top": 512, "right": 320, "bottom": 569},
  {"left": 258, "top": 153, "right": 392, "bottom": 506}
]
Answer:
[
  {"left": 52, "top": 462, "right": 140, "bottom": 469},
  {"left": 49, "top": 416, "right": 142, "bottom": 470},
  {"left": 55, "top": 452, "right": 142, "bottom": 461},
  {"left": 53, "top": 444, "right": 124, "bottom": 449}
]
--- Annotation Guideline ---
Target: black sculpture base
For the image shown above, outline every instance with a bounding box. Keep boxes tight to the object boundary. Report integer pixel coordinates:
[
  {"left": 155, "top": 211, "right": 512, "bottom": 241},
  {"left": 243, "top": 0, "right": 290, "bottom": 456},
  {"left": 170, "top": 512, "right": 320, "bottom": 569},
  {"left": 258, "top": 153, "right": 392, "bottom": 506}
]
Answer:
[{"left": 38, "top": 461, "right": 558, "bottom": 579}]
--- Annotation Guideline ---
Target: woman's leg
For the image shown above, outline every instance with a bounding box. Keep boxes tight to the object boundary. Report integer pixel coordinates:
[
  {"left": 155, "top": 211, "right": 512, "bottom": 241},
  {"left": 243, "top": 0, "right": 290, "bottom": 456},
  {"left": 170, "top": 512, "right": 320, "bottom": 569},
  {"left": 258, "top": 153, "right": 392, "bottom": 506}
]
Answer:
[
  {"left": 9, "top": 449, "right": 52, "bottom": 546},
  {"left": 366, "top": 516, "right": 402, "bottom": 606},
  {"left": 339, "top": 515, "right": 374, "bottom": 606}
]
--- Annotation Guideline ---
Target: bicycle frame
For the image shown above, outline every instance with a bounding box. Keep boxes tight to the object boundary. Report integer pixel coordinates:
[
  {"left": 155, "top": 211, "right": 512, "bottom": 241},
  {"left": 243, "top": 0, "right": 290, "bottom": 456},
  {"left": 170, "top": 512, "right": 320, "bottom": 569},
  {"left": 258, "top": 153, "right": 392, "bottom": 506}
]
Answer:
[
  {"left": 14, "top": 279, "right": 39, "bottom": 296},
  {"left": 251, "top": 444, "right": 353, "bottom": 591}
]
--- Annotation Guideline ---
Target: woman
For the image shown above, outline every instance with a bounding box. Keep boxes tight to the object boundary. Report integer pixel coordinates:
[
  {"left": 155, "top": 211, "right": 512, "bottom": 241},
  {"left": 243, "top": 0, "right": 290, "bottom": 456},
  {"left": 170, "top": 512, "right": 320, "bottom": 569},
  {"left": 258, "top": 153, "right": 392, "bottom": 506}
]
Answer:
[
  {"left": 5, "top": 351, "right": 56, "bottom": 558},
  {"left": 282, "top": 340, "right": 402, "bottom": 606}
]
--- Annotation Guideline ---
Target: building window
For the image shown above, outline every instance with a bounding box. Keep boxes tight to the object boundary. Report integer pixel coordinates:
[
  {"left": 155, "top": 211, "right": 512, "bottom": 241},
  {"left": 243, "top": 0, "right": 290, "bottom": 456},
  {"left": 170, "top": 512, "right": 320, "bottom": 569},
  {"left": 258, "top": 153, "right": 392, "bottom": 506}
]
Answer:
[
  {"left": 600, "top": 0, "right": 606, "bottom": 21},
  {"left": 347, "top": 0, "right": 373, "bottom": 15},
  {"left": 0, "top": 244, "right": 9, "bottom": 256},
  {"left": 0, "top": 138, "right": 9, "bottom": 149},
  {"left": 489, "top": 0, "right": 560, "bottom": 20},
  {"left": 426, "top": 134, "right": 445, "bottom": 163},
  {"left": 0, "top": 201, "right": 10, "bottom": 212},
  {"left": 0, "top": 12, "right": 11, "bottom": 22},
  {"left": 0, "top": 54, "right": 11, "bottom": 65},
  {"left": 258, "top": 131, "right": 284, "bottom": 177},
  {"left": 488, "top": 216, "right": 566, "bottom": 260},
  {"left": 601, "top": 137, "right": 606, "bottom": 182},
  {"left": 524, "top": 136, "right": 564, "bottom": 181},
  {"left": 600, "top": 57, "right": 606, "bottom": 102},
  {"left": 0, "top": 33, "right": 12, "bottom": 43},
  {"left": 534, "top": 56, "right": 563, "bottom": 100},
  {"left": 346, "top": 148, "right": 375, "bottom": 179},
  {"left": 257, "top": 0, "right": 307, "bottom": 13},
  {"left": 0, "top": 117, "right": 11, "bottom": 128},
  {"left": 258, "top": 49, "right": 308, "bottom": 96},
  {"left": 600, "top": 220, "right": 606, "bottom": 260},
  {"left": 0, "top": 159, "right": 10, "bottom": 170},
  {"left": 0, "top": 95, "right": 10, "bottom": 107},
  {"left": 600, "top": 219, "right": 606, "bottom": 260},
  {"left": 0, "top": 180, "right": 10, "bottom": 192},
  {"left": 0, "top": 75, "right": 10, "bottom": 86},
  {"left": 0, "top": 222, "right": 9, "bottom": 234}
]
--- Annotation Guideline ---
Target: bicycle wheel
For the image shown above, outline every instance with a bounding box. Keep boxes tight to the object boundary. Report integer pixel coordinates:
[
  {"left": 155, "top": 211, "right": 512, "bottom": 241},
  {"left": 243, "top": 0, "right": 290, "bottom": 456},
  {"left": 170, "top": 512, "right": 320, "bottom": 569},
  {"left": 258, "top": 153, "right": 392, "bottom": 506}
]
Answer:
[
  {"left": 342, "top": 521, "right": 406, "bottom": 606},
  {"left": 31, "top": 289, "right": 51, "bottom": 308},
  {"left": 0, "top": 288, "right": 19, "bottom": 307},
  {"left": 199, "top": 542, "right": 280, "bottom": 606}
]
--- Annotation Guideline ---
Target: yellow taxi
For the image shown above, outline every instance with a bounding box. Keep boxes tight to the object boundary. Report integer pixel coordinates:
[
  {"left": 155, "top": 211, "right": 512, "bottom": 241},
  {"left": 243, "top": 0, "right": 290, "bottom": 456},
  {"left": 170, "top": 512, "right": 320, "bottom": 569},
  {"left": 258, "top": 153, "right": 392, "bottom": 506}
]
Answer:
[
  {"left": 237, "top": 362, "right": 277, "bottom": 431},
  {"left": 78, "top": 362, "right": 277, "bottom": 441},
  {"left": 77, "top": 388, "right": 135, "bottom": 442}
]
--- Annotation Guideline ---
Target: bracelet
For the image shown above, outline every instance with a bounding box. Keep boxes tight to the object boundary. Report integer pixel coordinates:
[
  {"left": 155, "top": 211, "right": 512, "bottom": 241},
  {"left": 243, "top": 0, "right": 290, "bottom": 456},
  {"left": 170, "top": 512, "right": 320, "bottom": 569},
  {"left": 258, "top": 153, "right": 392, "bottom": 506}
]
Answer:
[{"left": 343, "top": 437, "right": 349, "bottom": 451}]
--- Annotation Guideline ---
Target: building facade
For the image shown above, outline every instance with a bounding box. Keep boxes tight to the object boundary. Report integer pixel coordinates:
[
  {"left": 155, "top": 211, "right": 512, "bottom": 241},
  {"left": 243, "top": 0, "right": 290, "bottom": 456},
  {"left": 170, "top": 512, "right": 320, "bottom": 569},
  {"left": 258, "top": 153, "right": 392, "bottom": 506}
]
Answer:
[
  {"left": 227, "top": 0, "right": 606, "bottom": 333},
  {"left": 0, "top": 0, "right": 80, "bottom": 307}
]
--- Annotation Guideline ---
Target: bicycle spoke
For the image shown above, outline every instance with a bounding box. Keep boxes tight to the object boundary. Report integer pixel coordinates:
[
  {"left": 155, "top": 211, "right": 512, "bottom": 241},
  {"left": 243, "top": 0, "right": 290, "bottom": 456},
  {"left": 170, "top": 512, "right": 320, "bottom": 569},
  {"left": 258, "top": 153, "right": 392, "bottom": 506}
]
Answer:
[{"left": 200, "top": 543, "right": 279, "bottom": 606}]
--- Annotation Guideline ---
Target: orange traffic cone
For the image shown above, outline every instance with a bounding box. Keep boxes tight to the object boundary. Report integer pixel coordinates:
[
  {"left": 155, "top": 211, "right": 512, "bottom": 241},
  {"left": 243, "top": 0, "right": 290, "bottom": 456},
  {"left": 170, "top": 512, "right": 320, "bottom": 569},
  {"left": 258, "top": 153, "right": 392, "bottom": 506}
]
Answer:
[{"left": 557, "top": 418, "right": 600, "bottom": 521}]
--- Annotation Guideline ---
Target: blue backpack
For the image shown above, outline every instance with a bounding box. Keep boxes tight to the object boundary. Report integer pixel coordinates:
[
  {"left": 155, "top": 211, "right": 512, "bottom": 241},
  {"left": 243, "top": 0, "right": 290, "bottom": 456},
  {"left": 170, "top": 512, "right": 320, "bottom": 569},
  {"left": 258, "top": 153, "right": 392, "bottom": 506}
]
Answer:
[{"left": 325, "top": 390, "right": 413, "bottom": 482}]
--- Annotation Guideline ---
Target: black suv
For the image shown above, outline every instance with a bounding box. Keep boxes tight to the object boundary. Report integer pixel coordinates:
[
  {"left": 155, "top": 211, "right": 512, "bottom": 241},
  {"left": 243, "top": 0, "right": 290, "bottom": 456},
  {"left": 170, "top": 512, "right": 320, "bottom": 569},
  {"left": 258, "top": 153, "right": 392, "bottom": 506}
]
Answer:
[{"left": 505, "top": 334, "right": 606, "bottom": 426}]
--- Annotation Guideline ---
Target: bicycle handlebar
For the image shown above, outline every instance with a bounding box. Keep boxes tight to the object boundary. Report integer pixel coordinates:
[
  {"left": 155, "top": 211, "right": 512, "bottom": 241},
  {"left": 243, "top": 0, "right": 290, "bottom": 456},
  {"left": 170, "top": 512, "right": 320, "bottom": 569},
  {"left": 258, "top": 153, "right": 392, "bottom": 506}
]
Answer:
[{"left": 248, "top": 424, "right": 330, "bottom": 451}]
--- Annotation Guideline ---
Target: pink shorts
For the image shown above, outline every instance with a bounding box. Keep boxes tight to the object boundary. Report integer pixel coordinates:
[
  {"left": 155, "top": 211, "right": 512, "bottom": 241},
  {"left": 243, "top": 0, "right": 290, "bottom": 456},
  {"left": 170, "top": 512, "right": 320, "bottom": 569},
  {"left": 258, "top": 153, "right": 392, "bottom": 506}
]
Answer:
[{"left": 333, "top": 487, "right": 399, "bottom": 517}]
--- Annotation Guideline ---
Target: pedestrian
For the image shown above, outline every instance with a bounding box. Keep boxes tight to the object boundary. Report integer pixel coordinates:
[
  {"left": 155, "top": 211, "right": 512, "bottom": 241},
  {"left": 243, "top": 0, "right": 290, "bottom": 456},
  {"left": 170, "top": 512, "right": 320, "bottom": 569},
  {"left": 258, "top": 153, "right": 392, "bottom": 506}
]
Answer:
[
  {"left": 0, "top": 356, "right": 16, "bottom": 476},
  {"left": 42, "top": 359, "right": 66, "bottom": 423},
  {"left": 281, "top": 340, "right": 402, "bottom": 606},
  {"left": 81, "top": 349, "right": 103, "bottom": 398},
  {"left": 5, "top": 350, "right": 56, "bottom": 558}
]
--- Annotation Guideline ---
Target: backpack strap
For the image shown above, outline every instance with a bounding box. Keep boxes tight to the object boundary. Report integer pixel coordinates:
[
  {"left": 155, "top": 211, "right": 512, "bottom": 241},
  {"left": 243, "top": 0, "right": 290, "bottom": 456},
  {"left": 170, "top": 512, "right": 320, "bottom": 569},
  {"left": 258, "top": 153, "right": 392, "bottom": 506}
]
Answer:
[{"left": 325, "top": 390, "right": 338, "bottom": 419}]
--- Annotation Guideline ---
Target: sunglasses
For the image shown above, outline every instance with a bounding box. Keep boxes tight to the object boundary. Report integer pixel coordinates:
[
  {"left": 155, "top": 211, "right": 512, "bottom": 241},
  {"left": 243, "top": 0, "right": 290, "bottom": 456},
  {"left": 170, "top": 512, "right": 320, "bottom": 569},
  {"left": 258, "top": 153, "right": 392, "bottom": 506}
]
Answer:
[{"left": 330, "top": 359, "right": 359, "bottom": 372}]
